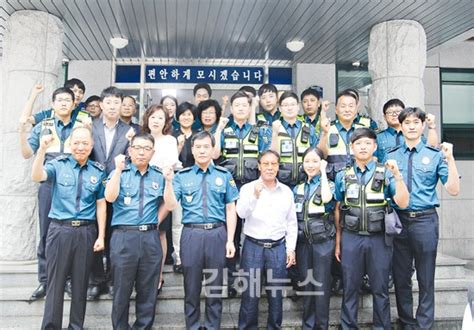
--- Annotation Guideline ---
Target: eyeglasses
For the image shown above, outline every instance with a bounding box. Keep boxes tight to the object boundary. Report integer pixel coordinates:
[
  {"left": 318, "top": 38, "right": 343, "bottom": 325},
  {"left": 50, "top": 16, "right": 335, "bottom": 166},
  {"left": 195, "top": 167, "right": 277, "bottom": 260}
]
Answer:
[
  {"left": 386, "top": 111, "right": 401, "bottom": 117},
  {"left": 130, "top": 145, "right": 154, "bottom": 152}
]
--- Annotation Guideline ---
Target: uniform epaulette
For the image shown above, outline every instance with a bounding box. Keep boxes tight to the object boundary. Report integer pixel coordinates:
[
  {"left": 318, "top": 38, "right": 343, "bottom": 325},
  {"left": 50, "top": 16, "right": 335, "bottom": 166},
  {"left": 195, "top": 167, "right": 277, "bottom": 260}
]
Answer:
[
  {"left": 426, "top": 145, "right": 440, "bottom": 152},
  {"left": 178, "top": 167, "right": 193, "bottom": 173},
  {"left": 386, "top": 145, "right": 402, "bottom": 154},
  {"left": 149, "top": 165, "right": 163, "bottom": 173},
  {"left": 214, "top": 165, "right": 230, "bottom": 173},
  {"left": 56, "top": 155, "right": 69, "bottom": 161},
  {"left": 91, "top": 161, "right": 105, "bottom": 171}
]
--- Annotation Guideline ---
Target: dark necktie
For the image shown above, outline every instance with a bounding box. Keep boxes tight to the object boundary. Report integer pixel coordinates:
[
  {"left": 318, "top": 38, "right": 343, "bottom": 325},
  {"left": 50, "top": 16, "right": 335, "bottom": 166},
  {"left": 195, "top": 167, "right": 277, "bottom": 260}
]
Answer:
[
  {"left": 407, "top": 149, "right": 415, "bottom": 192},
  {"left": 201, "top": 171, "right": 208, "bottom": 218},
  {"left": 75, "top": 166, "right": 85, "bottom": 213},
  {"left": 396, "top": 132, "right": 402, "bottom": 146},
  {"left": 138, "top": 174, "right": 145, "bottom": 217},
  {"left": 304, "top": 183, "right": 310, "bottom": 200}
]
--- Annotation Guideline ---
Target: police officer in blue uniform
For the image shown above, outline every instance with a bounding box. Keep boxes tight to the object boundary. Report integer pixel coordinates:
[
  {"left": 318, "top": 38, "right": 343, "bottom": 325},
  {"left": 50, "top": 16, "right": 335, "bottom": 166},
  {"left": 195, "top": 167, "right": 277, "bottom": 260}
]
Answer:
[
  {"left": 165, "top": 130, "right": 239, "bottom": 330},
  {"left": 105, "top": 133, "right": 174, "bottom": 329},
  {"left": 19, "top": 87, "right": 90, "bottom": 300},
  {"left": 293, "top": 147, "right": 336, "bottom": 329},
  {"left": 334, "top": 127, "right": 409, "bottom": 329},
  {"left": 386, "top": 107, "right": 460, "bottom": 329},
  {"left": 256, "top": 83, "right": 281, "bottom": 127},
  {"left": 376, "top": 99, "right": 438, "bottom": 162},
  {"left": 31, "top": 126, "right": 106, "bottom": 329}
]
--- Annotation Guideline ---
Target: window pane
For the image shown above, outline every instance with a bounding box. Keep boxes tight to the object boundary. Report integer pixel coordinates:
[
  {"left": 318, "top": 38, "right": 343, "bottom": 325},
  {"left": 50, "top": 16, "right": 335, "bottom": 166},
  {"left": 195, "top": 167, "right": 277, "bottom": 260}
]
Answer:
[{"left": 442, "top": 84, "right": 474, "bottom": 124}]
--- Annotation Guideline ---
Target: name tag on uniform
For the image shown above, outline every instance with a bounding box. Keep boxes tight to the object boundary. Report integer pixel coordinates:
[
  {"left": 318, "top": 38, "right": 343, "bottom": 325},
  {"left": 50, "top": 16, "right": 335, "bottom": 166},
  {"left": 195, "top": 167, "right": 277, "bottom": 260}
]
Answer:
[
  {"left": 225, "top": 140, "right": 238, "bottom": 149},
  {"left": 124, "top": 196, "right": 131, "bottom": 205},
  {"left": 295, "top": 202, "right": 303, "bottom": 213},
  {"left": 281, "top": 140, "right": 293, "bottom": 153}
]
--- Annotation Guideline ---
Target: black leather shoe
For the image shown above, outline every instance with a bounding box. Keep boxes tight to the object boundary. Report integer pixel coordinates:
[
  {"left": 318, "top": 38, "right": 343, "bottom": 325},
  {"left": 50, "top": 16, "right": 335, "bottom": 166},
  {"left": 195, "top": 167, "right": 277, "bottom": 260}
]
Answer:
[
  {"left": 64, "top": 279, "right": 72, "bottom": 298},
  {"left": 87, "top": 285, "right": 101, "bottom": 301},
  {"left": 30, "top": 284, "right": 46, "bottom": 300},
  {"left": 227, "top": 286, "right": 237, "bottom": 298},
  {"left": 173, "top": 263, "right": 183, "bottom": 274}
]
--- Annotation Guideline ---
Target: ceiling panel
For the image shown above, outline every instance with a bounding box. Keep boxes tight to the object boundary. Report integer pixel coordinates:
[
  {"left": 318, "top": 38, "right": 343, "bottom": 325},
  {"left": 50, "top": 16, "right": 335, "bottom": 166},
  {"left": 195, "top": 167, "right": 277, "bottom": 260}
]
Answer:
[{"left": 0, "top": 0, "right": 472, "bottom": 65}]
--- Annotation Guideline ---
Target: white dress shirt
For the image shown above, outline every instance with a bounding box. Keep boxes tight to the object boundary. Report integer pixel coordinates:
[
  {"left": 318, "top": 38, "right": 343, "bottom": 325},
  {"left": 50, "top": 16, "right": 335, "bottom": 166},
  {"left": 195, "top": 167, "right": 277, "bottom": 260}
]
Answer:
[
  {"left": 150, "top": 135, "right": 182, "bottom": 170},
  {"left": 236, "top": 179, "right": 297, "bottom": 253}
]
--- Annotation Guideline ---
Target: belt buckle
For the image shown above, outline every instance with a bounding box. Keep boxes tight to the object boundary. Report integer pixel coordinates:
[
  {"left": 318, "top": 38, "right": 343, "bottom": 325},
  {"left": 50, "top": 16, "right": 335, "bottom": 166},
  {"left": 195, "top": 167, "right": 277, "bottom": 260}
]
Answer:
[
  {"left": 71, "top": 220, "right": 81, "bottom": 227},
  {"left": 138, "top": 225, "right": 148, "bottom": 231},
  {"left": 409, "top": 211, "right": 417, "bottom": 218},
  {"left": 204, "top": 223, "right": 214, "bottom": 230},
  {"left": 263, "top": 242, "right": 273, "bottom": 248}
]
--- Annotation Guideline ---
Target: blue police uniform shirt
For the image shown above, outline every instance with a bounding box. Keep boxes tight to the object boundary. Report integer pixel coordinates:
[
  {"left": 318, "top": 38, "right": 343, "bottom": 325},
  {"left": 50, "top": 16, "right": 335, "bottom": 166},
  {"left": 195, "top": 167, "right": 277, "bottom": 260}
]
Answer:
[
  {"left": 281, "top": 119, "right": 319, "bottom": 147},
  {"left": 386, "top": 141, "right": 448, "bottom": 211},
  {"left": 220, "top": 121, "right": 270, "bottom": 153},
  {"left": 302, "top": 113, "right": 320, "bottom": 128},
  {"left": 173, "top": 163, "right": 239, "bottom": 224},
  {"left": 333, "top": 120, "right": 360, "bottom": 146},
  {"left": 109, "top": 163, "right": 165, "bottom": 226},
  {"left": 28, "top": 117, "right": 75, "bottom": 153},
  {"left": 334, "top": 160, "right": 396, "bottom": 202},
  {"left": 376, "top": 126, "right": 427, "bottom": 162},
  {"left": 293, "top": 175, "right": 336, "bottom": 212},
  {"left": 44, "top": 155, "right": 106, "bottom": 220},
  {"left": 32, "top": 102, "right": 86, "bottom": 125}
]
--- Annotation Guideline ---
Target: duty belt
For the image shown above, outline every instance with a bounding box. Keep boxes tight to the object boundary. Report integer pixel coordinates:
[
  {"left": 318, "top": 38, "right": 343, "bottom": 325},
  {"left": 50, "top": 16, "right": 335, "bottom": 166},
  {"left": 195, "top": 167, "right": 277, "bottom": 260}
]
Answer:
[
  {"left": 114, "top": 224, "right": 157, "bottom": 231},
  {"left": 184, "top": 222, "right": 225, "bottom": 230},
  {"left": 52, "top": 219, "right": 94, "bottom": 227},
  {"left": 246, "top": 236, "right": 285, "bottom": 249},
  {"left": 398, "top": 208, "right": 436, "bottom": 218}
]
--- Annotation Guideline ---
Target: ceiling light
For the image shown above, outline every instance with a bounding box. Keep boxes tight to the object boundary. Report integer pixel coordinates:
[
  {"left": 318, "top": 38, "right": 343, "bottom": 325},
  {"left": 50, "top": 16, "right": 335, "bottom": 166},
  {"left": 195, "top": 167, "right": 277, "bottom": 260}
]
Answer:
[
  {"left": 286, "top": 40, "right": 305, "bottom": 52},
  {"left": 352, "top": 60, "right": 361, "bottom": 67},
  {"left": 110, "top": 37, "right": 129, "bottom": 49}
]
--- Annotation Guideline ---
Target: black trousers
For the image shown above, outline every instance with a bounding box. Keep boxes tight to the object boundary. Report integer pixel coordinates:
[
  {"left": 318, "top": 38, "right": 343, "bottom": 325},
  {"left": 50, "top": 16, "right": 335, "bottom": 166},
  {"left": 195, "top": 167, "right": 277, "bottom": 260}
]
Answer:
[
  {"left": 38, "top": 180, "right": 53, "bottom": 286},
  {"left": 296, "top": 239, "right": 335, "bottom": 330},
  {"left": 393, "top": 212, "right": 439, "bottom": 330},
  {"left": 41, "top": 221, "right": 96, "bottom": 329},
  {"left": 181, "top": 225, "right": 227, "bottom": 330},
  {"left": 340, "top": 231, "right": 392, "bottom": 329},
  {"left": 110, "top": 228, "right": 162, "bottom": 329}
]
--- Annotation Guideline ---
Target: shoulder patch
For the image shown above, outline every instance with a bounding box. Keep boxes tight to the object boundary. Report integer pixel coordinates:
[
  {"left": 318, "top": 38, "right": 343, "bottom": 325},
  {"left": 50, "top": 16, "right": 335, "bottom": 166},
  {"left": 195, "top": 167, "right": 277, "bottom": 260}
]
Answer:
[
  {"left": 178, "top": 166, "right": 193, "bottom": 173},
  {"left": 426, "top": 145, "right": 441, "bottom": 152},
  {"left": 386, "top": 145, "right": 402, "bottom": 154},
  {"left": 149, "top": 165, "right": 163, "bottom": 173},
  {"left": 91, "top": 161, "right": 105, "bottom": 171}
]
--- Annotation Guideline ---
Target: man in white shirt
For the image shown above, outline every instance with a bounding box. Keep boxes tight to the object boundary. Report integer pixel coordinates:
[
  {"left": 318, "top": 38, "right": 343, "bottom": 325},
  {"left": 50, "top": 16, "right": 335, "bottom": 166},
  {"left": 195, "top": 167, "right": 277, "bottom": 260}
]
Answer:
[{"left": 236, "top": 150, "right": 297, "bottom": 329}]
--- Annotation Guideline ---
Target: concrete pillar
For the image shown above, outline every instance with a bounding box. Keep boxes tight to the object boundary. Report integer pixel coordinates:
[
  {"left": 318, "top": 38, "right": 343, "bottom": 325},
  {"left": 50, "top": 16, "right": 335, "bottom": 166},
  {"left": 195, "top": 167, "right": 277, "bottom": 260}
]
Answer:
[
  {"left": 368, "top": 20, "right": 426, "bottom": 127},
  {"left": 0, "top": 11, "right": 63, "bottom": 261}
]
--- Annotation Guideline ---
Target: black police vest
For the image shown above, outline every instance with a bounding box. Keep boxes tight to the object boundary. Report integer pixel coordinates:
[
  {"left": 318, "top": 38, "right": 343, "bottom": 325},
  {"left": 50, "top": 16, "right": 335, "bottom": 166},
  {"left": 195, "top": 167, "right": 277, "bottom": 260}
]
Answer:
[{"left": 340, "top": 164, "right": 388, "bottom": 234}]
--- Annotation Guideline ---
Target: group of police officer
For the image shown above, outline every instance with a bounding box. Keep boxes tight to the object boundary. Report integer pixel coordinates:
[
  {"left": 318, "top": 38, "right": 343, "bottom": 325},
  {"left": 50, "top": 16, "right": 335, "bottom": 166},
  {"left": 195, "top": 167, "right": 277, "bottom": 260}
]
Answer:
[{"left": 19, "top": 79, "right": 460, "bottom": 329}]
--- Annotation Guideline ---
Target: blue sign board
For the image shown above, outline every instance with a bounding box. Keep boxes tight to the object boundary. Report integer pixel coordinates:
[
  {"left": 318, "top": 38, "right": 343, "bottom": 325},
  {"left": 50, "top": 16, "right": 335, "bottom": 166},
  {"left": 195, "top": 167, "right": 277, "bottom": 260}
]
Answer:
[
  {"left": 115, "top": 65, "right": 141, "bottom": 83},
  {"left": 268, "top": 67, "right": 292, "bottom": 85},
  {"left": 145, "top": 65, "right": 264, "bottom": 84}
]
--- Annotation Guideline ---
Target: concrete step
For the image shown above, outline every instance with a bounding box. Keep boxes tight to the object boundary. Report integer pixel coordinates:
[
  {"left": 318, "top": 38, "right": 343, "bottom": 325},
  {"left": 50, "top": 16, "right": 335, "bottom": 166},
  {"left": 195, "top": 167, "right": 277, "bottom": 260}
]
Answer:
[
  {"left": 0, "top": 306, "right": 465, "bottom": 329},
  {"left": 0, "top": 277, "right": 469, "bottom": 316},
  {"left": 0, "top": 255, "right": 467, "bottom": 291}
]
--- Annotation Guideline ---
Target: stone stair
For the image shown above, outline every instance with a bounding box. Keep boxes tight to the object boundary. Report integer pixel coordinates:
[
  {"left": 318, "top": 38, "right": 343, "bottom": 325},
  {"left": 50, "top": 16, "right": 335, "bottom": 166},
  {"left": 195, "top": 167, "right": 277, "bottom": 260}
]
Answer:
[{"left": 0, "top": 254, "right": 471, "bottom": 329}]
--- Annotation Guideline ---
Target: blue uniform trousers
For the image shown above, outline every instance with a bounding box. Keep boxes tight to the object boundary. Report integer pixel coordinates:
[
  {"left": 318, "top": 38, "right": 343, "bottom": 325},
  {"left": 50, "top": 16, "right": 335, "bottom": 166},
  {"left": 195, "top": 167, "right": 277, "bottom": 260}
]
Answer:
[
  {"left": 89, "top": 202, "right": 113, "bottom": 287},
  {"left": 110, "top": 228, "right": 162, "bottom": 329},
  {"left": 38, "top": 180, "right": 53, "bottom": 285},
  {"left": 296, "top": 239, "right": 334, "bottom": 330},
  {"left": 181, "top": 225, "right": 227, "bottom": 330},
  {"left": 41, "top": 221, "right": 96, "bottom": 329},
  {"left": 392, "top": 212, "right": 438, "bottom": 330},
  {"left": 340, "top": 231, "right": 392, "bottom": 329},
  {"left": 238, "top": 238, "right": 288, "bottom": 330}
]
